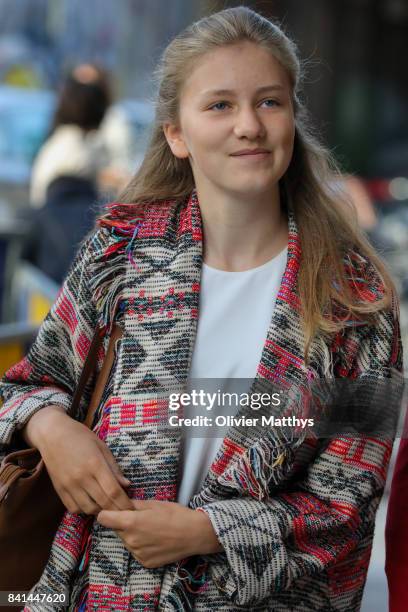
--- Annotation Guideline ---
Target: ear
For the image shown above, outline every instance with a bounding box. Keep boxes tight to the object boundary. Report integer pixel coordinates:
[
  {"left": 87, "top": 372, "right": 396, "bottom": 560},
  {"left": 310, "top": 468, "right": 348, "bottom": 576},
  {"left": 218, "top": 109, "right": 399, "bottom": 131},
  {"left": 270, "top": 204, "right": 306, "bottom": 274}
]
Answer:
[{"left": 163, "top": 122, "right": 189, "bottom": 159}]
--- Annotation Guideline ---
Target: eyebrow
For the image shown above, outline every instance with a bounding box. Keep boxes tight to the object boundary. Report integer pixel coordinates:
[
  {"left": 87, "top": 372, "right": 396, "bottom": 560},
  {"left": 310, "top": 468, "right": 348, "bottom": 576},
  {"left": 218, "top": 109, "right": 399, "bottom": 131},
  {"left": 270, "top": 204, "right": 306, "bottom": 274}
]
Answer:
[{"left": 200, "top": 84, "right": 286, "bottom": 98}]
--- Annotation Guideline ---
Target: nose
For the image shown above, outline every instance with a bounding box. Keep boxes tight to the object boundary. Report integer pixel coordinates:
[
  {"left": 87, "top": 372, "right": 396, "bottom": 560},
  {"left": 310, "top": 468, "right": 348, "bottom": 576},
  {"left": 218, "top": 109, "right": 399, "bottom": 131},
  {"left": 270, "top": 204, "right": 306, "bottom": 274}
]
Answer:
[{"left": 233, "top": 106, "right": 266, "bottom": 140}]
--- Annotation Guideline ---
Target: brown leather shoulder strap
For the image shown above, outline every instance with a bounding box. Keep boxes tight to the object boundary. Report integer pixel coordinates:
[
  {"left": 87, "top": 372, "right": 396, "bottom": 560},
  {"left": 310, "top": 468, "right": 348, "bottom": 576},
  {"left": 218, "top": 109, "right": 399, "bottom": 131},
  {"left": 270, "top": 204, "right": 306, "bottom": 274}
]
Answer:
[
  {"left": 83, "top": 324, "right": 123, "bottom": 428},
  {"left": 69, "top": 325, "right": 103, "bottom": 419},
  {"left": 69, "top": 324, "right": 123, "bottom": 427}
]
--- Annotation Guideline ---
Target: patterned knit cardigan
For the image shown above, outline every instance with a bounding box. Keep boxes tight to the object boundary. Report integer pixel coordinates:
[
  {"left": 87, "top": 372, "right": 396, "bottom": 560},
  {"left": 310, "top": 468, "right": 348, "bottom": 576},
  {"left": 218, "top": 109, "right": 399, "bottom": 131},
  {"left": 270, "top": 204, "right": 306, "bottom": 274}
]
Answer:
[{"left": 0, "top": 190, "right": 403, "bottom": 612}]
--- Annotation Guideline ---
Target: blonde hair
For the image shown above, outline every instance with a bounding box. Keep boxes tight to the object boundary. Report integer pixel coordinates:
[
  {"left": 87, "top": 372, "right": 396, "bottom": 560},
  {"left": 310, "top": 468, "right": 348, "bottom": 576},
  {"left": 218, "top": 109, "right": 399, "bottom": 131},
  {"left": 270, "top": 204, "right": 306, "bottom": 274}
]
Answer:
[{"left": 107, "top": 6, "right": 396, "bottom": 361}]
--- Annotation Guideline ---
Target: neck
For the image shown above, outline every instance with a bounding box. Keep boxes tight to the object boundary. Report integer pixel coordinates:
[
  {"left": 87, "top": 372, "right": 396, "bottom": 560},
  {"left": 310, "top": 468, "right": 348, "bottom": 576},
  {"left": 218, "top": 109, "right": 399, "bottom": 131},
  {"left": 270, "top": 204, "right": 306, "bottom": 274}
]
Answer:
[{"left": 195, "top": 183, "right": 288, "bottom": 272}]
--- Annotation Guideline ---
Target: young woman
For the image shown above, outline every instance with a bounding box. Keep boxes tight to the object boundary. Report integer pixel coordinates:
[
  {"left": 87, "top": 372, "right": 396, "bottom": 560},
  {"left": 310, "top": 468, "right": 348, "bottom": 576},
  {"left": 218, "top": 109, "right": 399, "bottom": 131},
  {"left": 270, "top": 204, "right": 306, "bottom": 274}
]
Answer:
[{"left": 0, "top": 7, "right": 403, "bottom": 611}]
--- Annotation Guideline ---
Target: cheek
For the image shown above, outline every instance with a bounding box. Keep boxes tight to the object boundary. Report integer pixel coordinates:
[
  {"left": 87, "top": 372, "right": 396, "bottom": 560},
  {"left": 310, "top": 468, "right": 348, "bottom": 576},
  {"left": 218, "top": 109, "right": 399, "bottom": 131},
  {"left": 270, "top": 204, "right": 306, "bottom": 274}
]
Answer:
[
  {"left": 195, "top": 125, "right": 222, "bottom": 150},
  {"left": 183, "top": 125, "right": 212, "bottom": 157},
  {"left": 187, "top": 129, "right": 222, "bottom": 168},
  {"left": 272, "top": 122, "right": 295, "bottom": 172},
  {"left": 284, "top": 130, "right": 295, "bottom": 155},
  {"left": 275, "top": 121, "right": 295, "bottom": 156},
  {"left": 281, "top": 118, "right": 295, "bottom": 141}
]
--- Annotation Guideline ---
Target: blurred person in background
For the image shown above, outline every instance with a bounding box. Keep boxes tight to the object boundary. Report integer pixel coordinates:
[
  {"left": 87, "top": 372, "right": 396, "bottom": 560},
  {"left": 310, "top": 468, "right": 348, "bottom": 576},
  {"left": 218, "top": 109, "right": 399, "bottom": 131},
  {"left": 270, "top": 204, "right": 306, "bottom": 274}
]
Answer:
[
  {"left": 0, "top": 7, "right": 403, "bottom": 611},
  {"left": 23, "top": 63, "right": 112, "bottom": 283},
  {"left": 29, "top": 63, "right": 112, "bottom": 209},
  {"left": 22, "top": 173, "right": 99, "bottom": 284}
]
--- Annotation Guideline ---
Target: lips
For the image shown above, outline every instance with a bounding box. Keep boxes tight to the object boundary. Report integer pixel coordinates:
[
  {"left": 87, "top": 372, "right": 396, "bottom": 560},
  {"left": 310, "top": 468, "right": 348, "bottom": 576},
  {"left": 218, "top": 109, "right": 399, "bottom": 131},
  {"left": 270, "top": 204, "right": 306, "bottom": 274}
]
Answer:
[{"left": 230, "top": 149, "right": 270, "bottom": 156}]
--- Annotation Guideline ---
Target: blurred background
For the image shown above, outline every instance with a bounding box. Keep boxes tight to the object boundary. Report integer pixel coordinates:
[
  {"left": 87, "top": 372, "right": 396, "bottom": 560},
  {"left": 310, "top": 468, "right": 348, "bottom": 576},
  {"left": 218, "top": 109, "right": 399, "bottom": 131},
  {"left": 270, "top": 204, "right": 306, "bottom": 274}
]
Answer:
[{"left": 0, "top": 1, "right": 407, "bottom": 609}]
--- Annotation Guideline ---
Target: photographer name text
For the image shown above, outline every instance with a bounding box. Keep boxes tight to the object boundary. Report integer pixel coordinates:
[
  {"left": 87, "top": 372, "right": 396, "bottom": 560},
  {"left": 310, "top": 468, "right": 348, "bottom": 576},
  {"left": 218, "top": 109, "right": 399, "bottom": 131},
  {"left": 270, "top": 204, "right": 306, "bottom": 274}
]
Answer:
[{"left": 168, "top": 414, "right": 314, "bottom": 428}]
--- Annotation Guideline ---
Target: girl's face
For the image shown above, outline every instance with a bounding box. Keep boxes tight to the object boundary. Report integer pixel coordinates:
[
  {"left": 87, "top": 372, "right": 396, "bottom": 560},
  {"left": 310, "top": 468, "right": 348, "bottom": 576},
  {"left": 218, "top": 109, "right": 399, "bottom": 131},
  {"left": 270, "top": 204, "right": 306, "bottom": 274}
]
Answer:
[{"left": 164, "top": 41, "right": 296, "bottom": 200}]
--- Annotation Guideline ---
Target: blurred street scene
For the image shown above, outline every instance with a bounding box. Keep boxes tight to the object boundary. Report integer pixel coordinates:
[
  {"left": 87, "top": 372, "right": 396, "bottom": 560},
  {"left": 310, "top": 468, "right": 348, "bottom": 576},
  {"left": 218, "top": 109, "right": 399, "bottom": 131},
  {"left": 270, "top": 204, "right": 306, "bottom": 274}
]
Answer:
[{"left": 0, "top": 1, "right": 407, "bottom": 610}]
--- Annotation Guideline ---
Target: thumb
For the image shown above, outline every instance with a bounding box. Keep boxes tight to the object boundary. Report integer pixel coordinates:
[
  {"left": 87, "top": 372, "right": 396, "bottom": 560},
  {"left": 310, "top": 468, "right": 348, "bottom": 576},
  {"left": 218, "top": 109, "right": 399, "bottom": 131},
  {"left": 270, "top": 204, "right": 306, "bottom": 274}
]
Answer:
[{"left": 98, "top": 442, "right": 131, "bottom": 485}]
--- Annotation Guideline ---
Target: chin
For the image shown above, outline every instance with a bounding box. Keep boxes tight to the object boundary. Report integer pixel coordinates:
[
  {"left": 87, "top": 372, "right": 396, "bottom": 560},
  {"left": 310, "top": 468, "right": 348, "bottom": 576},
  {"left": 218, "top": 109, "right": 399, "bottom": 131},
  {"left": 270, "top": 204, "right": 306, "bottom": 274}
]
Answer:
[{"left": 227, "top": 179, "right": 278, "bottom": 196}]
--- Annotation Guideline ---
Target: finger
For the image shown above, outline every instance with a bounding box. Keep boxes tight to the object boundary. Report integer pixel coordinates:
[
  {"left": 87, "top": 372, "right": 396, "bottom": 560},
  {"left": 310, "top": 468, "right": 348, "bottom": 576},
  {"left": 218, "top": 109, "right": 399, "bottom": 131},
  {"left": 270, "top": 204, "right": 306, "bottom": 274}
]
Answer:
[
  {"left": 97, "top": 509, "right": 134, "bottom": 530},
  {"left": 98, "top": 442, "right": 131, "bottom": 486},
  {"left": 83, "top": 476, "right": 119, "bottom": 511},
  {"left": 96, "top": 466, "right": 134, "bottom": 511},
  {"left": 72, "top": 488, "right": 102, "bottom": 516},
  {"left": 59, "top": 489, "right": 80, "bottom": 515},
  {"left": 131, "top": 500, "right": 154, "bottom": 510}
]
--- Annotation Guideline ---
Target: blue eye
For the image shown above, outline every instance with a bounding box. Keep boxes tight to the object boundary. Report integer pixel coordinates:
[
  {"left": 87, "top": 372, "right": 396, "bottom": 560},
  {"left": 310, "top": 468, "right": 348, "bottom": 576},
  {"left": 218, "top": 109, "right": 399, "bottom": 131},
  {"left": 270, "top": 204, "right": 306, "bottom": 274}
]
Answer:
[
  {"left": 262, "top": 99, "right": 280, "bottom": 107},
  {"left": 209, "top": 101, "right": 229, "bottom": 111}
]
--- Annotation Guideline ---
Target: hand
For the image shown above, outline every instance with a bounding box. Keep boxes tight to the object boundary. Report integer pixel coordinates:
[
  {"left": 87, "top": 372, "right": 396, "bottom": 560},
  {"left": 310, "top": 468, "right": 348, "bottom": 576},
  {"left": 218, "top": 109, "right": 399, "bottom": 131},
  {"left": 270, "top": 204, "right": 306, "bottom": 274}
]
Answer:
[
  {"left": 96, "top": 500, "right": 223, "bottom": 568},
  {"left": 28, "top": 407, "right": 134, "bottom": 515}
]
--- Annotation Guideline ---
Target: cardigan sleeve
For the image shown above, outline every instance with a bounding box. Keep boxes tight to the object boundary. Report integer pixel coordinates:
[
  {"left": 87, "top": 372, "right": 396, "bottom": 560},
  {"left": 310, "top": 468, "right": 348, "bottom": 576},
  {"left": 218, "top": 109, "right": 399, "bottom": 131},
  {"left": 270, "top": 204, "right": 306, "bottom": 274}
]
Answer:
[
  {"left": 199, "top": 304, "right": 404, "bottom": 606},
  {"left": 0, "top": 231, "right": 101, "bottom": 453}
]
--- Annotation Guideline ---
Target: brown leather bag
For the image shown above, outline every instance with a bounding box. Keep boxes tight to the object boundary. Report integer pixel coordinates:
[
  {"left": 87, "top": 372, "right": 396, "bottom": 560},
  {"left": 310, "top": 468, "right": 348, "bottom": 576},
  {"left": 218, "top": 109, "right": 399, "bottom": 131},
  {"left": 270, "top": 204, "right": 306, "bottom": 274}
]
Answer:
[{"left": 0, "top": 323, "right": 123, "bottom": 595}]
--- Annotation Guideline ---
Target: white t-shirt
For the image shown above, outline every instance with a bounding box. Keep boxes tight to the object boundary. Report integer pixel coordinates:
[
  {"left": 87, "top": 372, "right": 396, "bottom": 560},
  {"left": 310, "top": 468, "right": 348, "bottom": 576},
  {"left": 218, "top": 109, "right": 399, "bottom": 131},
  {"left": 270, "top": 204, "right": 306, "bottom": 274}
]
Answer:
[
  {"left": 176, "top": 246, "right": 288, "bottom": 506},
  {"left": 29, "top": 125, "right": 108, "bottom": 208}
]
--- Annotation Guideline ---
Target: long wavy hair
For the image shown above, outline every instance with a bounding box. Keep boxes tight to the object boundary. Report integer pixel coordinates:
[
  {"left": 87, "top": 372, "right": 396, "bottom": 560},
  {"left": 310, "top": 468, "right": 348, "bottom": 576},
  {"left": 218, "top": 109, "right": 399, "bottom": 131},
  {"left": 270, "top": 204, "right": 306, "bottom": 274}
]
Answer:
[{"left": 105, "top": 6, "right": 396, "bottom": 360}]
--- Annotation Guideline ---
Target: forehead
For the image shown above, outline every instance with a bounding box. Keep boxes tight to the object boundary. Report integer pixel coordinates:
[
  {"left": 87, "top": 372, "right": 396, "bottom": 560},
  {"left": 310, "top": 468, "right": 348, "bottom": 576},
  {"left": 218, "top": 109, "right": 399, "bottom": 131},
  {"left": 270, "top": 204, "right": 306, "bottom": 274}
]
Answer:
[{"left": 180, "top": 41, "right": 291, "bottom": 99}]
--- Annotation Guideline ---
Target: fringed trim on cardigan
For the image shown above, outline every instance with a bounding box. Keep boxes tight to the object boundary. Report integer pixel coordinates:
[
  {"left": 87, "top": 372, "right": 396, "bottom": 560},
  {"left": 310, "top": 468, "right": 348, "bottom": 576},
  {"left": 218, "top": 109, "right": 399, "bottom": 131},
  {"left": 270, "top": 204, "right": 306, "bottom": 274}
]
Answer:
[
  {"left": 88, "top": 203, "right": 145, "bottom": 333},
  {"left": 163, "top": 556, "right": 209, "bottom": 611},
  {"left": 216, "top": 429, "right": 304, "bottom": 501}
]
